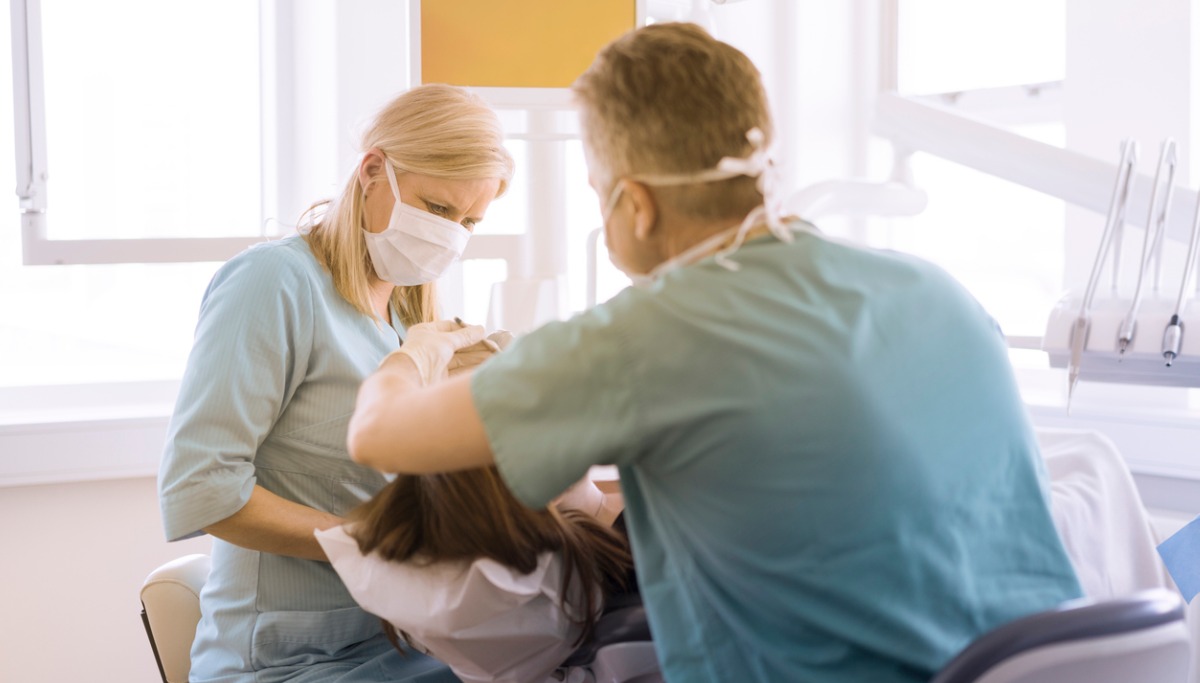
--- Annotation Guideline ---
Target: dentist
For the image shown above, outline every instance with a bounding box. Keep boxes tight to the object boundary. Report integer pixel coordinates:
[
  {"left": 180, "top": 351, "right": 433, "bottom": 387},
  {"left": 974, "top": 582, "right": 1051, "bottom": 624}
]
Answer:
[
  {"left": 348, "top": 23, "right": 1082, "bottom": 683},
  {"left": 159, "top": 84, "right": 509, "bottom": 683}
]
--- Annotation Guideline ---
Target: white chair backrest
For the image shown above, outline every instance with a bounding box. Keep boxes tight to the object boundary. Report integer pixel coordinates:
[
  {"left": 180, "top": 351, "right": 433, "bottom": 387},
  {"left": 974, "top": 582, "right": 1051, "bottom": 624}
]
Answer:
[{"left": 140, "top": 554, "right": 210, "bottom": 683}]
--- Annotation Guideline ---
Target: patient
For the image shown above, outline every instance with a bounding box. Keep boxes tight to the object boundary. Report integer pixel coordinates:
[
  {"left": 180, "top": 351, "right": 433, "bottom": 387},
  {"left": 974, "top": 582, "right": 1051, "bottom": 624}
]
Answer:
[{"left": 315, "top": 468, "right": 633, "bottom": 683}]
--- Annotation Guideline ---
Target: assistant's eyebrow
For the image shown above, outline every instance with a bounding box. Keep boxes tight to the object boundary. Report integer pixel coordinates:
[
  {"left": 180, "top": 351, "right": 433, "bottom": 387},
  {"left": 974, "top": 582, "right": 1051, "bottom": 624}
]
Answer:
[
  {"left": 418, "top": 194, "right": 457, "bottom": 214},
  {"left": 419, "top": 194, "right": 484, "bottom": 225}
]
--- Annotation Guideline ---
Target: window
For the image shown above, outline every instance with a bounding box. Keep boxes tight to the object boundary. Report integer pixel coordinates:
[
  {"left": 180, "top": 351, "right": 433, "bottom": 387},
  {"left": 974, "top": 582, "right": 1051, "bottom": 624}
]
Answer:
[
  {"left": 11, "top": 0, "right": 271, "bottom": 263},
  {"left": 3, "top": 1, "right": 415, "bottom": 394},
  {"left": 3, "top": 1, "right": 270, "bottom": 390},
  {"left": 2, "top": 1, "right": 413, "bottom": 485}
]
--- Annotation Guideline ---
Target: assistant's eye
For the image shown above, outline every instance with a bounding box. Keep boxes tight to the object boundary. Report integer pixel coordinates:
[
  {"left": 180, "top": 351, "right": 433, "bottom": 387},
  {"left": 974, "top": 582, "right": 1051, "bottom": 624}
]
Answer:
[
  {"left": 461, "top": 218, "right": 479, "bottom": 231},
  {"left": 424, "top": 202, "right": 449, "bottom": 216}
]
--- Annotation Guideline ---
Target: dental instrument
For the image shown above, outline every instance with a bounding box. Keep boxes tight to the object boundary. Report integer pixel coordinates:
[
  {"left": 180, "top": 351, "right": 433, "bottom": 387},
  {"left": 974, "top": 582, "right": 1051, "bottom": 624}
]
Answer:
[
  {"left": 1118, "top": 139, "right": 1176, "bottom": 357},
  {"left": 1162, "top": 182, "right": 1200, "bottom": 366},
  {"left": 1069, "top": 139, "right": 1137, "bottom": 410}
]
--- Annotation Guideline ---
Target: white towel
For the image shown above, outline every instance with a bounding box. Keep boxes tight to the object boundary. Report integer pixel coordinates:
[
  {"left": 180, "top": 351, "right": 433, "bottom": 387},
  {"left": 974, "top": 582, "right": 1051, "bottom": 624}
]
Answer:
[
  {"left": 1037, "top": 427, "right": 1174, "bottom": 599},
  {"left": 1038, "top": 427, "right": 1197, "bottom": 683}
]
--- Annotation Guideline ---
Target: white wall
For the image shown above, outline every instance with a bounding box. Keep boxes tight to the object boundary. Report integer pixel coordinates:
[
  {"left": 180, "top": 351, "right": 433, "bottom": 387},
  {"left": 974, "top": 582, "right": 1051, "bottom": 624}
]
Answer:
[
  {"left": 1063, "top": 0, "right": 1196, "bottom": 292},
  {"left": 0, "top": 476, "right": 209, "bottom": 683}
]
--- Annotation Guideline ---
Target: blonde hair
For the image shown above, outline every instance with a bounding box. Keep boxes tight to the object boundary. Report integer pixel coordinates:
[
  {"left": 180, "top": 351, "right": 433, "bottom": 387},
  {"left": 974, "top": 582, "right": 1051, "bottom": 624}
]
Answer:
[
  {"left": 571, "top": 22, "right": 772, "bottom": 222},
  {"left": 300, "top": 84, "right": 515, "bottom": 323}
]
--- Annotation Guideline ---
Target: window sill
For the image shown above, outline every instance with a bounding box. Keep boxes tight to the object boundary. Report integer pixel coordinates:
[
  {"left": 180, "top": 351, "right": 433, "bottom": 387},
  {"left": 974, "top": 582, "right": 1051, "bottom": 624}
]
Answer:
[{"left": 0, "top": 381, "right": 177, "bottom": 487}]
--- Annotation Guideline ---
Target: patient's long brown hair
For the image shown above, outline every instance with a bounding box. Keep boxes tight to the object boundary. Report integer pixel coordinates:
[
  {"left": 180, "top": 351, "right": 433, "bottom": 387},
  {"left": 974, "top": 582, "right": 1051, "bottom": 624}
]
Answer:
[{"left": 346, "top": 467, "right": 633, "bottom": 649}]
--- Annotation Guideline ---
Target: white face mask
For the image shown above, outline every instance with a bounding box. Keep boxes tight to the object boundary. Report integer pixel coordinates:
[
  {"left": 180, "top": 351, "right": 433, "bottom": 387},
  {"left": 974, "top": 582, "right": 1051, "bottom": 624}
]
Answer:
[
  {"left": 599, "top": 127, "right": 793, "bottom": 288},
  {"left": 362, "top": 161, "right": 471, "bottom": 286}
]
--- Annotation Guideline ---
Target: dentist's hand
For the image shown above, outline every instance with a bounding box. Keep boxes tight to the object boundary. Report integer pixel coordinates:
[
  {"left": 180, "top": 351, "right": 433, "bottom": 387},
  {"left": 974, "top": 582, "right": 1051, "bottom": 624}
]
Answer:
[
  {"left": 485, "top": 330, "right": 515, "bottom": 350},
  {"left": 448, "top": 329, "right": 516, "bottom": 377},
  {"left": 385, "top": 320, "right": 486, "bottom": 386},
  {"left": 552, "top": 476, "right": 623, "bottom": 527}
]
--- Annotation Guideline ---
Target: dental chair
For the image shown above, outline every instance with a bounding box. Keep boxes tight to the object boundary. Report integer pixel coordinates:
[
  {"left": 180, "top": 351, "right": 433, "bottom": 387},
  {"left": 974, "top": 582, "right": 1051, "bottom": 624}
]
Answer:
[
  {"left": 557, "top": 592, "right": 661, "bottom": 683},
  {"left": 140, "top": 553, "right": 210, "bottom": 683},
  {"left": 931, "top": 589, "right": 1191, "bottom": 683},
  {"left": 139, "top": 554, "right": 661, "bottom": 683}
]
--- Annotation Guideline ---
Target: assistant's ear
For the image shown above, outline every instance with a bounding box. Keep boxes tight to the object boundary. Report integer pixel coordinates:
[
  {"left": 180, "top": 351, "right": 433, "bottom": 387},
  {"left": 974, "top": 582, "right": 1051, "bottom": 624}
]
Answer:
[
  {"left": 358, "top": 149, "right": 386, "bottom": 197},
  {"left": 622, "top": 180, "right": 659, "bottom": 242}
]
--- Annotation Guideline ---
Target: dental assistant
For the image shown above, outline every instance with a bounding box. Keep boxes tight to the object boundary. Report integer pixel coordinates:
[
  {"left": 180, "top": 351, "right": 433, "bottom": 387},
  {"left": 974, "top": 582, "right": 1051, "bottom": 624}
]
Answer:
[
  {"left": 158, "top": 84, "right": 510, "bottom": 683},
  {"left": 347, "top": 24, "right": 1082, "bottom": 683}
]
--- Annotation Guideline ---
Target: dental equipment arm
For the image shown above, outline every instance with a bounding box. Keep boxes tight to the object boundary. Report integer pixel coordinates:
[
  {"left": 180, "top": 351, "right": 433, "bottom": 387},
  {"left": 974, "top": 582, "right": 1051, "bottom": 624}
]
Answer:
[{"left": 874, "top": 93, "right": 1200, "bottom": 244}]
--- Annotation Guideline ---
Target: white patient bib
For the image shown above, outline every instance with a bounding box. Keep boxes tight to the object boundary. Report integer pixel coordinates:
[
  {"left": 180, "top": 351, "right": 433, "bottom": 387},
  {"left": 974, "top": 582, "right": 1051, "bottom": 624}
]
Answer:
[{"left": 315, "top": 525, "right": 587, "bottom": 683}]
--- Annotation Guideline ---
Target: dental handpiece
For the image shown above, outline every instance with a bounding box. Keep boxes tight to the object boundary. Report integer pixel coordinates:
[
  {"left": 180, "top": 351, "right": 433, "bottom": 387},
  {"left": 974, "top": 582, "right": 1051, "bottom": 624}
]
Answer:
[
  {"left": 1163, "top": 315, "right": 1184, "bottom": 367},
  {"left": 1163, "top": 174, "right": 1200, "bottom": 366}
]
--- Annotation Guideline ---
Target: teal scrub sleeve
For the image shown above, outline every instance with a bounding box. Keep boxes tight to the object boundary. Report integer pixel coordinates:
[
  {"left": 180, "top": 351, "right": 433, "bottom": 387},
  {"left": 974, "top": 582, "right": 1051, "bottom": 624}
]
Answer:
[
  {"left": 158, "top": 244, "right": 315, "bottom": 542},
  {"left": 470, "top": 306, "right": 645, "bottom": 509}
]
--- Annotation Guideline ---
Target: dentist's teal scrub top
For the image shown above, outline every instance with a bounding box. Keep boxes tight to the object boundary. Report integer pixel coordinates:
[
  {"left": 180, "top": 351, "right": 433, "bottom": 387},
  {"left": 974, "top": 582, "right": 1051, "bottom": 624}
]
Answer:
[
  {"left": 159, "top": 236, "right": 457, "bottom": 683},
  {"left": 471, "top": 222, "right": 1083, "bottom": 683}
]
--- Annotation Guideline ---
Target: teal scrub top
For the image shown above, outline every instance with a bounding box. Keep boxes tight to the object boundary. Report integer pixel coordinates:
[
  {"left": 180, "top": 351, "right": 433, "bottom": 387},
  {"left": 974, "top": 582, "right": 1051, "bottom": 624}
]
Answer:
[
  {"left": 159, "top": 236, "right": 457, "bottom": 683},
  {"left": 471, "top": 223, "right": 1083, "bottom": 683}
]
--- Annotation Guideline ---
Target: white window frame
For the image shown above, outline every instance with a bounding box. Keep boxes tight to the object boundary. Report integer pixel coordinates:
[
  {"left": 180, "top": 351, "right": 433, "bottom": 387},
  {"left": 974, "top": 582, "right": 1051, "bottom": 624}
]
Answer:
[
  {"left": 0, "top": 0, "right": 353, "bottom": 486},
  {"left": 9, "top": 0, "right": 274, "bottom": 265}
]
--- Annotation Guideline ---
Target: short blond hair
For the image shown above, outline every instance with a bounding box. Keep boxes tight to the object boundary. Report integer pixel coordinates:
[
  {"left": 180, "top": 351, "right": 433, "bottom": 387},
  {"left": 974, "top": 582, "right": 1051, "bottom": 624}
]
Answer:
[
  {"left": 302, "top": 84, "right": 515, "bottom": 323},
  {"left": 571, "top": 22, "right": 772, "bottom": 222}
]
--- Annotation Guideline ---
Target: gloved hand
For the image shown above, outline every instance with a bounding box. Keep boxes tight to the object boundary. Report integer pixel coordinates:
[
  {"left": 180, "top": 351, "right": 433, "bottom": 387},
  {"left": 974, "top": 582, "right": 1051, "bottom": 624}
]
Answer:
[
  {"left": 552, "top": 477, "right": 606, "bottom": 517},
  {"left": 448, "top": 329, "right": 516, "bottom": 377},
  {"left": 486, "top": 330, "right": 515, "bottom": 351},
  {"left": 552, "top": 475, "right": 624, "bottom": 526},
  {"left": 387, "top": 320, "right": 486, "bottom": 386}
]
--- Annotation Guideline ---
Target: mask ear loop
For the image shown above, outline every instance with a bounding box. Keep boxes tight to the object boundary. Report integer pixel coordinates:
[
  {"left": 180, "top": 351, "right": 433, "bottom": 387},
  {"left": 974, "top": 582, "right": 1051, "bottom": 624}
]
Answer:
[{"left": 381, "top": 155, "right": 404, "bottom": 203}]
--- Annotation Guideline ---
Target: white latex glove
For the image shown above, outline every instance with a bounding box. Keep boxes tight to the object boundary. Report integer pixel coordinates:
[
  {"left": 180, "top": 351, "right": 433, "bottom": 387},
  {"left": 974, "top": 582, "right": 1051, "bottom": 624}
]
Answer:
[
  {"left": 486, "top": 330, "right": 515, "bottom": 351},
  {"left": 388, "top": 320, "right": 486, "bottom": 386},
  {"left": 553, "top": 477, "right": 605, "bottom": 517},
  {"left": 552, "top": 476, "right": 623, "bottom": 526},
  {"left": 448, "top": 329, "right": 516, "bottom": 377}
]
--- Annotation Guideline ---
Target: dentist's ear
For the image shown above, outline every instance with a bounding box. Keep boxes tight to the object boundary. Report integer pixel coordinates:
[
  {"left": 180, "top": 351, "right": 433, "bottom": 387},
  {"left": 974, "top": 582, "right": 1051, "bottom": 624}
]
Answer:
[
  {"left": 358, "top": 149, "right": 386, "bottom": 196},
  {"left": 622, "top": 180, "right": 660, "bottom": 242}
]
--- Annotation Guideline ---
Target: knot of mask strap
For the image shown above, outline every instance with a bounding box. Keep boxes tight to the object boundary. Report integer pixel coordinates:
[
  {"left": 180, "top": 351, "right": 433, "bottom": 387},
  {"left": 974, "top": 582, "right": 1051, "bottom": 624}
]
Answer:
[{"left": 711, "top": 128, "right": 791, "bottom": 272}]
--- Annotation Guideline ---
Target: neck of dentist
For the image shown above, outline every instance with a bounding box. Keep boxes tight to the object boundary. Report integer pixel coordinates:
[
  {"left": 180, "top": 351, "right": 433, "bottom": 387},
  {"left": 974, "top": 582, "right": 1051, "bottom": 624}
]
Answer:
[
  {"left": 633, "top": 189, "right": 782, "bottom": 282},
  {"left": 658, "top": 219, "right": 775, "bottom": 265}
]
